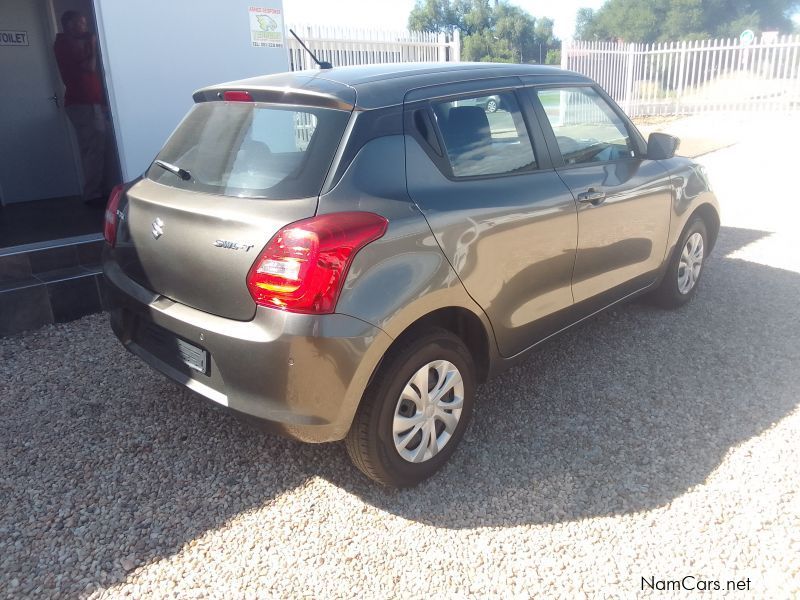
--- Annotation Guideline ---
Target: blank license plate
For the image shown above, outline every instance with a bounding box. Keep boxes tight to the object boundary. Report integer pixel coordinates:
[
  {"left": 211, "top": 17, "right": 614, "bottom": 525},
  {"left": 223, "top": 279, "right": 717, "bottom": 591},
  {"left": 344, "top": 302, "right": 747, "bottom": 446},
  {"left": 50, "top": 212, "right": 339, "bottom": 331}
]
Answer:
[{"left": 176, "top": 338, "right": 208, "bottom": 374}]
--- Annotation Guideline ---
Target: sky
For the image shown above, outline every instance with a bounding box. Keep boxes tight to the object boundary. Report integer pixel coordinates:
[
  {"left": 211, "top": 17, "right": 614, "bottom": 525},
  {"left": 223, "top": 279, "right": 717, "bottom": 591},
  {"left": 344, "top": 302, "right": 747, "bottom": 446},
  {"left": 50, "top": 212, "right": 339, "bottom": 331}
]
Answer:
[{"left": 282, "top": 0, "right": 607, "bottom": 41}]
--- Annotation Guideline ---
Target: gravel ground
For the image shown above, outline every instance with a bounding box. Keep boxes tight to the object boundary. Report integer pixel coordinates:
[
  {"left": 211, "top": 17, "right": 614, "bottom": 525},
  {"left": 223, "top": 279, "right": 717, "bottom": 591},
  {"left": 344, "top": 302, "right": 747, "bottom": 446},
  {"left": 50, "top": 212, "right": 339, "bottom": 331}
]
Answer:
[{"left": 2, "top": 131, "right": 800, "bottom": 598}]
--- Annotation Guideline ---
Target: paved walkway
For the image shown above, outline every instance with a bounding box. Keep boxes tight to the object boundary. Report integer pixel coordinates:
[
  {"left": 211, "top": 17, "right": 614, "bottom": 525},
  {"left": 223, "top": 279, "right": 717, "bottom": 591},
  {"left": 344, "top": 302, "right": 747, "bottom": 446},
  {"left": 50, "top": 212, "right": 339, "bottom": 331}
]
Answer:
[{"left": 635, "top": 112, "right": 797, "bottom": 158}]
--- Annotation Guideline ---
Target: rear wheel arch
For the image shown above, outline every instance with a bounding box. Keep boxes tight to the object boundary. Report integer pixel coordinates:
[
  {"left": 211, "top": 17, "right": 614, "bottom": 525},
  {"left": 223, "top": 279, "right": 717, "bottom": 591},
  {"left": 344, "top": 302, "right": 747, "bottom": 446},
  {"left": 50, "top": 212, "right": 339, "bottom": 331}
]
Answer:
[{"left": 369, "top": 307, "right": 492, "bottom": 390}]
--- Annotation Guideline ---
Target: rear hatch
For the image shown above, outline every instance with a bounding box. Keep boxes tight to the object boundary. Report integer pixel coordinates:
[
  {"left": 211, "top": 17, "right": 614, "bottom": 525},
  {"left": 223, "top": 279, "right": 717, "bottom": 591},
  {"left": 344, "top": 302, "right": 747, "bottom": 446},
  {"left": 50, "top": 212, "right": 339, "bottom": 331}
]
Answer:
[{"left": 113, "top": 96, "right": 352, "bottom": 320}]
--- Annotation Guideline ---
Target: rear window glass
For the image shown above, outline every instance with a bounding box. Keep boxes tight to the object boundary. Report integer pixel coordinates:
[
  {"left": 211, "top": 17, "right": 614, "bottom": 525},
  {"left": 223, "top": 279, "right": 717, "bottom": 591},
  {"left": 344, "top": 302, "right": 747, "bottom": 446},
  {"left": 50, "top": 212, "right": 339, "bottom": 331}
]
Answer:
[
  {"left": 147, "top": 102, "right": 350, "bottom": 199},
  {"left": 432, "top": 92, "right": 536, "bottom": 178}
]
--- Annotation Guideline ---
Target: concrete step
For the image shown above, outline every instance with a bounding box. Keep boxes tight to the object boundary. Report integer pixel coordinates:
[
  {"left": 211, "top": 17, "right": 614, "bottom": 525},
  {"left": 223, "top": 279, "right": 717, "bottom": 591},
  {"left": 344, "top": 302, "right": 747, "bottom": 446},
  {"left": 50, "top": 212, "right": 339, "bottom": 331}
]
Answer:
[{"left": 0, "top": 234, "right": 108, "bottom": 336}]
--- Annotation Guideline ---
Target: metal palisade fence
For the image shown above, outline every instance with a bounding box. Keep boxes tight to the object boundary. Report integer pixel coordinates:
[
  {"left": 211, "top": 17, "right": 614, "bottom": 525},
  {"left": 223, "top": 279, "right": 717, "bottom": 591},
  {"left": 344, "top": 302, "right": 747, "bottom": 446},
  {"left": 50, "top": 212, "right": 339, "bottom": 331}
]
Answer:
[
  {"left": 286, "top": 24, "right": 461, "bottom": 70},
  {"left": 562, "top": 36, "right": 800, "bottom": 116}
]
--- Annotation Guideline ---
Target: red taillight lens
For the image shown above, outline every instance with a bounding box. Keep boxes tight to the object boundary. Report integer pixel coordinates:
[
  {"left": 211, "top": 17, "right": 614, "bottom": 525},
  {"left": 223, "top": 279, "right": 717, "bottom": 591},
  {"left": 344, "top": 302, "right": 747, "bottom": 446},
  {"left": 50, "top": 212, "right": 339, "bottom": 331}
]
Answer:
[
  {"left": 103, "top": 184, "right": 124, "bottom": 247},
  {"left": 247, "top": 212, "right": 388, "bottom": 314},
  {"left": 223, "top": 90, "right": 253, "bottom": 102}
]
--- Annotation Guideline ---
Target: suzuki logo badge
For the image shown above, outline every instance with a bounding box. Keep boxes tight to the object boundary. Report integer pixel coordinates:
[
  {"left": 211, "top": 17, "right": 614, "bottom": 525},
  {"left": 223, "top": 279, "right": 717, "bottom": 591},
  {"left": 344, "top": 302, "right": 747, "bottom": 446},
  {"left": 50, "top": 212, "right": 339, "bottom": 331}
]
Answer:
[{"left": 152, "top": 217, "right": 164, "bottom": 240}]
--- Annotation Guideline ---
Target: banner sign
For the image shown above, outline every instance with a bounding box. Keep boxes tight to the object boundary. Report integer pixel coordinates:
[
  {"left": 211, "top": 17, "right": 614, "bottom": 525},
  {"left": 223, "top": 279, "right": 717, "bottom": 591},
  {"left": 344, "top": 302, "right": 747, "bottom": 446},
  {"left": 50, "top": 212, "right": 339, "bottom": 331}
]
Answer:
[{"left": 249, "top": 6, "right": 284, "bottom": 48}]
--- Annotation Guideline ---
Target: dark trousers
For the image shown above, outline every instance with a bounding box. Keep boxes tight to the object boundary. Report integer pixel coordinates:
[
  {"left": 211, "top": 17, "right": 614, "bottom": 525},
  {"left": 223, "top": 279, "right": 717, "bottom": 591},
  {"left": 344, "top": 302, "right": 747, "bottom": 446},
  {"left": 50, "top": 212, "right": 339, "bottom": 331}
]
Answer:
[{"left": 66, "top": 104, "right": 107, "bottom": 200}]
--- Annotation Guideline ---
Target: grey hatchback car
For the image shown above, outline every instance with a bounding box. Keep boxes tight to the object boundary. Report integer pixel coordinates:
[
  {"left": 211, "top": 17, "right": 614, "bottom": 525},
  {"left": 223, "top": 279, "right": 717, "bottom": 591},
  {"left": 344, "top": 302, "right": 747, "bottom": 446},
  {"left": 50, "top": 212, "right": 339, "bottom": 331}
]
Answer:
[{"left": 103, "top": 62, "right": 719, "bottom": 487}]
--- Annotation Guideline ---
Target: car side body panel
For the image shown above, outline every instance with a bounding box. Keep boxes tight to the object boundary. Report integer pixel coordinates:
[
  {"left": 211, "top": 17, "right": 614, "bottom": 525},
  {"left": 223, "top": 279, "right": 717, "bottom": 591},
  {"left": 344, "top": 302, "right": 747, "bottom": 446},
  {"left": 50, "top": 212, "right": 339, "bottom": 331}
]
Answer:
[
  {"left": 404, "top": 135, "right": 579, "bottom": 358},
  {"left": 556, "top": 159, "right": 674, "bottom": 302},
  {"left": 319, "top": 132, "right": 502, "bottom": 371}
]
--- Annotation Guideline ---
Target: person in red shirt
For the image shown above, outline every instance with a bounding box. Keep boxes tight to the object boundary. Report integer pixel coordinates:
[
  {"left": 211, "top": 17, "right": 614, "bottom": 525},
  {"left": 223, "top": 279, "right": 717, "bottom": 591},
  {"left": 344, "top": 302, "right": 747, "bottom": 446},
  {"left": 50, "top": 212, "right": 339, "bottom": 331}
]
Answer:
[{"left": 54, "top": 11, "right": 108, "bottom": 205}]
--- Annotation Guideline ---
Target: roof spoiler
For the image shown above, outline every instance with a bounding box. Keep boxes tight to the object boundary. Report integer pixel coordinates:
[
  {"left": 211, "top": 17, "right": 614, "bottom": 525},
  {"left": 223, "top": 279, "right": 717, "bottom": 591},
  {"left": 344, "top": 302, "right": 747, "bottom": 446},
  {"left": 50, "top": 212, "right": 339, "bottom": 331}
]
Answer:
[{"left": 192, "top": 86, "right": 355, "bottom": 111}]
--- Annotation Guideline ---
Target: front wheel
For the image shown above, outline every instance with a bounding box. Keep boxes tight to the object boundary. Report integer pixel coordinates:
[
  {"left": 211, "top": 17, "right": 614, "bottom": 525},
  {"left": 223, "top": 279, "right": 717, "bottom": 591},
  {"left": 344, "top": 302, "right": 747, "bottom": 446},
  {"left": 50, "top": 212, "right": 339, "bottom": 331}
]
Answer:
[
  {"left": 650, "top": 217, "right": 708, "bottom": 308},
  {"left": 345, "top": 329, "right": 476, "bottom": 487},
  {"left": 485, "top": 98, "right": 498, "bottom": 113}
]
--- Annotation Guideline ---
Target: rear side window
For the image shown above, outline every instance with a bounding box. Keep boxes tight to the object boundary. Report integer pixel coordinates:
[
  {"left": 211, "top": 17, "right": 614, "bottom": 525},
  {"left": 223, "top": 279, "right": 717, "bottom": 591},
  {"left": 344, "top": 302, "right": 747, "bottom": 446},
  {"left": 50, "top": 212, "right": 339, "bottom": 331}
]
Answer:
[
  {"left": 147, "top": 102, "right": 350, "bottom": 199},
  {"left": 536, "top": 87, "right": 635, "bottom": 165},
  {"left": 432, "top": 92, "right": 536, "bottom": 178}
]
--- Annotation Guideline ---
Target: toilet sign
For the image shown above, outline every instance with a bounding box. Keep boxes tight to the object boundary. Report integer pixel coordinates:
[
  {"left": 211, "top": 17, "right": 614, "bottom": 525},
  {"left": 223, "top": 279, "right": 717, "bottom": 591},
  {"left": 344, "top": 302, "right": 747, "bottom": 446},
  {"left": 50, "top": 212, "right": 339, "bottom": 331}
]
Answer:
[
  {"left": 0, "top": 30, "right": 29, "bottom": 46},
  {"left": 248, "top": 6, "right": 284, "bottom": 48}
]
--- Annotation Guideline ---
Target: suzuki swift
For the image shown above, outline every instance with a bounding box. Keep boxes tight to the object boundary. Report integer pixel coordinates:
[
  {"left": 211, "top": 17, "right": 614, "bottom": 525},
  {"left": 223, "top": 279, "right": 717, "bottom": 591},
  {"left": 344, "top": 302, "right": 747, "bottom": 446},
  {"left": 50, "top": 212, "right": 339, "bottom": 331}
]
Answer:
[{"left": 103, "top": 62, "right": 720, "bottom": 487}]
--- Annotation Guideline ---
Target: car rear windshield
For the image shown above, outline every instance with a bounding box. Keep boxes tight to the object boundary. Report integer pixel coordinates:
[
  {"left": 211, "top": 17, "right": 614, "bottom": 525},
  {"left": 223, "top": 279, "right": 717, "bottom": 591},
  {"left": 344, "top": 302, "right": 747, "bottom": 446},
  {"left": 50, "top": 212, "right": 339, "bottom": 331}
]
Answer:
[{"left": 147, "top": 102, "right": 351, "bottom": 199}]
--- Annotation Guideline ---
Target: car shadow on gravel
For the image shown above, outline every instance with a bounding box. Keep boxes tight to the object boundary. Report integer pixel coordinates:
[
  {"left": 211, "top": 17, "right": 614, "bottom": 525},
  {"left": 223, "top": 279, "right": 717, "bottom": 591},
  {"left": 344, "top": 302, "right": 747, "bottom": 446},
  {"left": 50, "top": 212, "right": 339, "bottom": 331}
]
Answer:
[
  {"left": 323, "top": 225, "right": 800, "bottom": 526},
  {"left": 2, "top": 226, "right": 798, "bottom": 595}
]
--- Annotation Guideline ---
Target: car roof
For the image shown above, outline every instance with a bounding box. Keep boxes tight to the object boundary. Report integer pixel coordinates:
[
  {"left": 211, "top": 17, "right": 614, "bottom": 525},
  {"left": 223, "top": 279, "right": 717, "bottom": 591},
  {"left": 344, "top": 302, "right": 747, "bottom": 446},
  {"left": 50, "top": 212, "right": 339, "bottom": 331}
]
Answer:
[{"left": 194, "top": 62, "right": 592, "bottom": 110}]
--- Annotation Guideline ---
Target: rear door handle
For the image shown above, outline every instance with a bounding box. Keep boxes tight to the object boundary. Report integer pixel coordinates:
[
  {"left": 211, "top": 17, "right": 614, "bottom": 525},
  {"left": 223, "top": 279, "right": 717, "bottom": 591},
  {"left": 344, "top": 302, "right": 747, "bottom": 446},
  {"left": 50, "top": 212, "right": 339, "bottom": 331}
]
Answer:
[{"left": 577, "top": 188, "right": 606, "bottom": 206}]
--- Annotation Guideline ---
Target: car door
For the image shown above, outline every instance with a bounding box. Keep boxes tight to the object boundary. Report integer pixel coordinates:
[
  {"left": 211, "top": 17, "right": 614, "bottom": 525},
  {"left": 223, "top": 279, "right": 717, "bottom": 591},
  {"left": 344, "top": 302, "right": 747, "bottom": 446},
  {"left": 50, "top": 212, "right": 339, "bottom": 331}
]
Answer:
[
  {"left": 404, "top": 83, "right": 578, "bottom": 358},
  {"left": 527, "top": 85, "right": 672, "bottom": 304}
]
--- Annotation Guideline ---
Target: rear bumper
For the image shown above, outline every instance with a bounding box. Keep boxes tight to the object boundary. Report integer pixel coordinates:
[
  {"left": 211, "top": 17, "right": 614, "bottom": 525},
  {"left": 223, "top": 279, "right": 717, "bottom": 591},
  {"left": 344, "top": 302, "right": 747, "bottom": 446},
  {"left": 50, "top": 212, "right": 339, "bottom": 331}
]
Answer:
[{"left": 104, "top": 258, "right": 393, "bottom": 442}]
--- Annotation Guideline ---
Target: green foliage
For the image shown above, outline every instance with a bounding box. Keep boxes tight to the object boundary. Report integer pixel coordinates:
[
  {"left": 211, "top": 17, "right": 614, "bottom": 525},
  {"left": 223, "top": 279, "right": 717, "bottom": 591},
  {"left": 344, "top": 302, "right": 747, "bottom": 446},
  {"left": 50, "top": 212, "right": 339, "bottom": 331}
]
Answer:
[
  {"left": 408, "top": 0, "right": 457, "bottom": 34},
  {"left": 462, "top": 30, "right": 513, "bottom": 62},
  {"left": 545, "top": 49, "right": 561, "bottom": 65},
  {"left": 408, "top": 0, "right": 560, "bottom": 63},
  {"left": 575, "top": 0, "right": 799, "bottom": 43}
]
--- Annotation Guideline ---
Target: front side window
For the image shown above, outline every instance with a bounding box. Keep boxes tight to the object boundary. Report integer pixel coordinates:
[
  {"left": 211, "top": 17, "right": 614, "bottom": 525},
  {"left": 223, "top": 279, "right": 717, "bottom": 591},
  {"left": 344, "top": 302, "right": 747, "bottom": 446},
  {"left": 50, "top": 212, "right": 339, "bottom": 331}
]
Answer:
[
  {"left": 147, "top": 102, "right": 350, "bottom": 199},
  {"left": 432, "top": 92, "right": 536, "bottom": 178},
  {"left": 536, "top": 87, "right": 635, "bottom": 166}
]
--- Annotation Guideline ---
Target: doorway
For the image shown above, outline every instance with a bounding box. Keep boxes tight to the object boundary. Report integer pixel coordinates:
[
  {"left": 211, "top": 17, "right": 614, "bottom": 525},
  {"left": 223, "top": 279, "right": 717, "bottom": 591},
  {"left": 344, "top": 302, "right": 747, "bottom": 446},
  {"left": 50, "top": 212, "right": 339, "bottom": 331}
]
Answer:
[{"left": 0, "top": 0, "right": 120, "bottom": 247}]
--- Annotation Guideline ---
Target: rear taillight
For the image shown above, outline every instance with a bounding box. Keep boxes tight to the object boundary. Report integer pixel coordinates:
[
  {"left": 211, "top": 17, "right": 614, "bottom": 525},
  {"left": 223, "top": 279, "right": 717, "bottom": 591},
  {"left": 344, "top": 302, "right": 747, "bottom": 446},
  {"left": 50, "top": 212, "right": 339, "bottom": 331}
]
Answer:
[
  {"left": 247, "top": 212, "right": 388, "bottom": 314},
  {"left": 103, "top": 184, "right": 125, "bottom": 247}
]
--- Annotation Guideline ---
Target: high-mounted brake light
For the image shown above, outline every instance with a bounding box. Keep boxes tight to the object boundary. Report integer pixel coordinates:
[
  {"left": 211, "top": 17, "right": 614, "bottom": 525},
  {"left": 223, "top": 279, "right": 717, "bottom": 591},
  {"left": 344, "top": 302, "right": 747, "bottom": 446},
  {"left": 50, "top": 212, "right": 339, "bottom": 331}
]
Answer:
[
  {"left": 247, "top": 212, "right": 388, "bottom": 314},
  {"left": 103, "top": 184, "right": 125, "bottom": 247},
  {"left": 223, "top": 90, "right": 253, "bottom": 102}
]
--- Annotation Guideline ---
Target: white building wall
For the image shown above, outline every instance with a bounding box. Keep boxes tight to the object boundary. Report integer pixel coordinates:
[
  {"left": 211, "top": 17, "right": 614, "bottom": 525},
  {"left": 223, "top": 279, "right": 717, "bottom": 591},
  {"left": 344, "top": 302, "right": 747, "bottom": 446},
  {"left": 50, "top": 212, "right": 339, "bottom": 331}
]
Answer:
[{"left": 93, "top": 0, "right": 289, "bottom": 180}]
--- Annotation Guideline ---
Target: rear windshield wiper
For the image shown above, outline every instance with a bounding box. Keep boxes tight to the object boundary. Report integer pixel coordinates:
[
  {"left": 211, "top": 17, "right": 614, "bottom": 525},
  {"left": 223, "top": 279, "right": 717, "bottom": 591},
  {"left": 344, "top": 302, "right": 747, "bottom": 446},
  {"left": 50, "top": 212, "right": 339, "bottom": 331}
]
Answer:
[{"left": 154, "top": 159, "right": 191, "bottom": 181}]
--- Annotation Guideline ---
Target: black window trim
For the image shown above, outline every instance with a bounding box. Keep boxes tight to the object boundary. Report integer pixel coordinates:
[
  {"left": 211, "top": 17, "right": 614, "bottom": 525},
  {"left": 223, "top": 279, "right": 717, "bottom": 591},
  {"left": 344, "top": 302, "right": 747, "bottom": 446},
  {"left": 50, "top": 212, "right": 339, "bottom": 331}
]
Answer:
[
  {"left": 523, "top": 82, "right": 648, "bottom": 171},
  {"left": 405, "top": 86, "right": 554, "bottom": 183},
  {"left": 322, "top": 105, "right": 403, "bottom": 194}
]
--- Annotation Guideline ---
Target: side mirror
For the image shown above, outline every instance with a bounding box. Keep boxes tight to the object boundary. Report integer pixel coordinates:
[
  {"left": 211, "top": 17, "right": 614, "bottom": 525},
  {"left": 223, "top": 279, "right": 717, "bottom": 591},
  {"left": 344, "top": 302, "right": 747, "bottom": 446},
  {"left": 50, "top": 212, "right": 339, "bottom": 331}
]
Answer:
[{"left": 647, "top": 132, "right": 680, "bottom": 160}]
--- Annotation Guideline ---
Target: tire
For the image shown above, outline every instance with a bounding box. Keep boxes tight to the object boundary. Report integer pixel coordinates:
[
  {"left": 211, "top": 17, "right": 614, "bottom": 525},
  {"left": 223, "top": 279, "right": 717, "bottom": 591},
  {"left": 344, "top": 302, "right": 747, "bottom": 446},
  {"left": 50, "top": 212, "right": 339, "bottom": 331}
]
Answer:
[
  {"left": 650, "top": 217, "right": 708, "bottom": 308},
  {"left": 485, "top": 98, "right": 498, "bottom": 113},
  {"left": 345, "top": 328, "right": 476, "bottom": 487}
]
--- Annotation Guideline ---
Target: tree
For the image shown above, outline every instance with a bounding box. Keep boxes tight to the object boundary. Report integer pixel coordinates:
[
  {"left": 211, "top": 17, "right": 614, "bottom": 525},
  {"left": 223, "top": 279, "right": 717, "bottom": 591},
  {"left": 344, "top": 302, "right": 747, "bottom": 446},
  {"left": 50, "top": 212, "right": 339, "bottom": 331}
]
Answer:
[
  {"left": 575, "top": 8, "right": 596, "bottom": 40},
  {"left": 408, "top": 0, "right": 559, "bottom": 63},
  {"left": 545, "top": 48, "right": 561, "bottom": 65},
  {"left": 575, "top": 0, "right": 800, "bottom": 43},
  {"left": 408, "top": 0, "right": 456, "bottom": 34}
]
